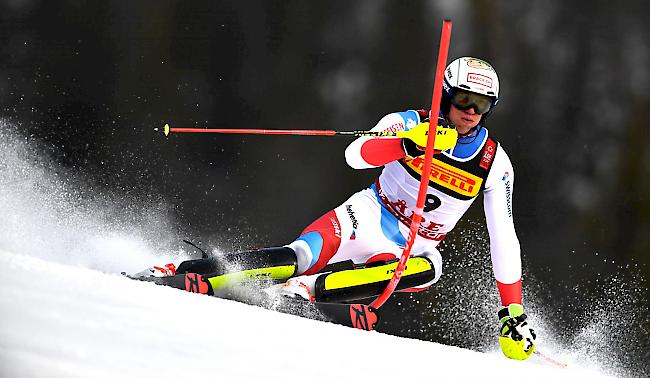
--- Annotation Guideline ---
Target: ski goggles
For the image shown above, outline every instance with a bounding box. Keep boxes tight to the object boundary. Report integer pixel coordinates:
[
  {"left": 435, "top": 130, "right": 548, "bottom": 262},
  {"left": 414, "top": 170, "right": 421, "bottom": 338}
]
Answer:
[{"left": 451, "top": 90, "right": 494, "bottom": 115}]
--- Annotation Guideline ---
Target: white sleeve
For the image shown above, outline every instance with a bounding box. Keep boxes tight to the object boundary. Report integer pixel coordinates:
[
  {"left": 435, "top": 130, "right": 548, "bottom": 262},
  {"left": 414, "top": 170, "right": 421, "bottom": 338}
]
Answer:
[
  {"left": 345, "top": 111, "right": 421, "bottom": 169},
  {"left": 483, "top": 145, "right": 522, "bottom": 285}
]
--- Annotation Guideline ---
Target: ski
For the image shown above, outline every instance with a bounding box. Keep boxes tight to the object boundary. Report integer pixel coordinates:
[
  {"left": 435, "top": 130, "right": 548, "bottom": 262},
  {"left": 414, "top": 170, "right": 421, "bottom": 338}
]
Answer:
[{"left": 129, "top": 273, "right": 380, "bottom": 331}]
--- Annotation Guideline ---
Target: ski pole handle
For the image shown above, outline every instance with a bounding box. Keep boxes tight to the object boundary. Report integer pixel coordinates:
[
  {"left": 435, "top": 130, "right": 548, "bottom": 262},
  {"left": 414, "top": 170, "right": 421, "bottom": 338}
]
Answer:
[{"left": 351, "top": 123, "right": 457, "bottom": 149}]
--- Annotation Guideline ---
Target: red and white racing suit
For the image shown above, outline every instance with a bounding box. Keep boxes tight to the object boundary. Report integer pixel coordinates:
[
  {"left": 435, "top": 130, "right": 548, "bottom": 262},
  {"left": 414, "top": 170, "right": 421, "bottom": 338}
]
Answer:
[{"left": 287, "top": 110, "right": 522, "bottom": 306}]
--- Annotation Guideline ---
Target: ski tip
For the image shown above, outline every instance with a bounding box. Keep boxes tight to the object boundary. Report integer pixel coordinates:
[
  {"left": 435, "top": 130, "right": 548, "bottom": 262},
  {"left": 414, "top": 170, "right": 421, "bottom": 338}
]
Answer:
[{"left": 164, "top": 123, "right": 170, "bottom": 136}]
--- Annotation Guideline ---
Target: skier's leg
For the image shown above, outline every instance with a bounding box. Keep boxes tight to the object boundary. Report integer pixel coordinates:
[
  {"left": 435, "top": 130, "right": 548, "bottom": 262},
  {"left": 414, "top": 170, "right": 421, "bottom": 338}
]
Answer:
[
  {"left": 200, "top": 206, "right": 347, "bottom": 294},
  {"left": 176, "top": 246, "right": 297, "bottom": 276},
  {"left": 270, "top": 187, "right": 446, "bottom": 303},
  {"left": 132, "top": 208, "right": 343, "bottom": 294},
  {"left": 135, "top": 187, "right": 410, "bottom": 298},
  {"left": 288, "top": 209, "right": 344, "bottom": 276},
  {"left": 170, "top": 203, "right": 344, "bottom": 292},
  {"left": 165, "top": 201, "right": 341, "bottom": 299},
  {"left": 395, "top": 248, "right": 443, "bottom": 292}
]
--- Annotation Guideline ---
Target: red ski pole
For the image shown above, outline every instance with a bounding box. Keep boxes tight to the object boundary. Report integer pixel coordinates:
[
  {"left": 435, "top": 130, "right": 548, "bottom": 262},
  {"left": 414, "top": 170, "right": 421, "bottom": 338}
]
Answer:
[
  {"left": 161, "top": 124, "right": 458, "bottom": 150},
  {"left": 163, "top": 125, "right": 338, "bottom": 136},
  {"left": 370, "top": 19, "right": 452, "bottom": 310}
]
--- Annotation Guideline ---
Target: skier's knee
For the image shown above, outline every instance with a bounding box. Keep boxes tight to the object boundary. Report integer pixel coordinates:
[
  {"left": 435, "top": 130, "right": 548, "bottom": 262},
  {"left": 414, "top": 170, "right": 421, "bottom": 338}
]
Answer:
[
  {"left": 390, "top": 249, "right": 443, "bottom": 293},
  {"left": 414, "top": 248, "right": 443, "bottom": 284},
  {"left": 289, "top": 210, "right": 344, "bottom": 275}
]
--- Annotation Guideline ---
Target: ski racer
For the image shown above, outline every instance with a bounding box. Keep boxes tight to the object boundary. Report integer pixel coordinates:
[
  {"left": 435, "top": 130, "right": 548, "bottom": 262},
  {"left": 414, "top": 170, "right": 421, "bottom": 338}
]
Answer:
[{"left": 136, "top": 57, "right": 536, "bottom": 360}]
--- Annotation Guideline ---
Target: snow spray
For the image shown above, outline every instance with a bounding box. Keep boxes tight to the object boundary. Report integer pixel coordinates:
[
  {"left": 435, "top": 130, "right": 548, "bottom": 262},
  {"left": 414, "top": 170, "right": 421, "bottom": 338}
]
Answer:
[
  {"left": 391, "top": 219, "right": 648, "bottom": 378},
  {"left": 0, "top": 119, "right": 187, "bottom": 273}
]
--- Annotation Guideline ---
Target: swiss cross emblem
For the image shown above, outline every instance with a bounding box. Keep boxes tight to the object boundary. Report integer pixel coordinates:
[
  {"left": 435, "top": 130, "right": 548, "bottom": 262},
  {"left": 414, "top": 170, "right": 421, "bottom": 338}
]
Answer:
[
  {"left": 480, "top": 140, "right": 497, "bottom": 170},
  {"left": 483, "top": 146, "right": 493, "bottom": 162}
]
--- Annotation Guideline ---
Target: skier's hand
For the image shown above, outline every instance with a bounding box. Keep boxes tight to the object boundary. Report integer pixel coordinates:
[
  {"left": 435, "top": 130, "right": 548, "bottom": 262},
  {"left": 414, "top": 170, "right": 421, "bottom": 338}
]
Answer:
[
  {"left": 402, "top": 137, "right": 426, "bottom": 158},
  {"left": 498, "top": 304, "right": 537, "bottom": 360},
  {"left": 401, "top": 117, "right": 454, "bottom": 158}
]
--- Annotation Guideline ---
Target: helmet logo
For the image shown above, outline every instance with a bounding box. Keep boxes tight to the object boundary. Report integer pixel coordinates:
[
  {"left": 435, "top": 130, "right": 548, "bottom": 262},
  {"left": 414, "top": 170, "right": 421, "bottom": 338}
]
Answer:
[
  {"left": 465, "top": 58, "right": 492, "bottom": 70},
  {"left": 467, "top": 73, "right": 493, "bottom": 88}
]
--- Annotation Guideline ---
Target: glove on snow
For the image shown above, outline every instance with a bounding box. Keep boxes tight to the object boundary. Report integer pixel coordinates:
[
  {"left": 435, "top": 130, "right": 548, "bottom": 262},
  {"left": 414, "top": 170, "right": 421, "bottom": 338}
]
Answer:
[{"left": 498, "top": 303, "right": 536, "bottom": 360}]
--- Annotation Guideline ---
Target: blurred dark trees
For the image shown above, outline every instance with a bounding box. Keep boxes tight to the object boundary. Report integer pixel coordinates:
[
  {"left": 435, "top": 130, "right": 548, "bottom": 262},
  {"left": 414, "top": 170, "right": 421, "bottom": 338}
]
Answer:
[{"left": 1, "top": 0, "right": 648, "bottom": 344}]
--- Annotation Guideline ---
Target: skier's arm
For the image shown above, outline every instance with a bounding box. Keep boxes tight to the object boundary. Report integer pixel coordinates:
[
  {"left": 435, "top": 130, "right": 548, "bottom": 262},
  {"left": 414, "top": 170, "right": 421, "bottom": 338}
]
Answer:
[
  {"left": 483, "top": 146, "right": 522, "bottom": 306},
  {"left": 345, "top": 110, "right": 423, "bottom": 169},
  {"left": 484, "top": 147, "right": 537, "bottom": 360}
]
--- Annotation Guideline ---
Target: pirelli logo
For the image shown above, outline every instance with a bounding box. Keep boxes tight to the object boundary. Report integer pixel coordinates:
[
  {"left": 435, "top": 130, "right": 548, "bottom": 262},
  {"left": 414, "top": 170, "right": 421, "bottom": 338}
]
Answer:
[{"left": 405, "top": 157, "right": 483, "bottom": 197}]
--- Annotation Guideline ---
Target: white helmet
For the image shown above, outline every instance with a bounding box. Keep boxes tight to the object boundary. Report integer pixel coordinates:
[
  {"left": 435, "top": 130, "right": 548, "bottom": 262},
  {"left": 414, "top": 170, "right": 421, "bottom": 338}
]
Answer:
[{"left": 442, "top": 57, "right": 500, "bottom": 115}]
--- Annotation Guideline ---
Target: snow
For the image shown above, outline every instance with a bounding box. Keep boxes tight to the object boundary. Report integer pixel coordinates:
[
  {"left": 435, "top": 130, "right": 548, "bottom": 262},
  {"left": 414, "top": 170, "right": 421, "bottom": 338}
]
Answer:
[
  {"left": 0, "top": 250, "right": 610, "bottom": 378},
  {"left": 0, "top": 120, "right": 632, "bottom": 377}
]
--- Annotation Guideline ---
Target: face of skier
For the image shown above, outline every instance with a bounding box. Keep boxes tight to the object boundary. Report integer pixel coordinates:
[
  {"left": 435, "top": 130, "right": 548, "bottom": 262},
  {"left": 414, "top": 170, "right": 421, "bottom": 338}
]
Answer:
[{"left": 447, "top": 102, "right": 482, "bottom": 135}]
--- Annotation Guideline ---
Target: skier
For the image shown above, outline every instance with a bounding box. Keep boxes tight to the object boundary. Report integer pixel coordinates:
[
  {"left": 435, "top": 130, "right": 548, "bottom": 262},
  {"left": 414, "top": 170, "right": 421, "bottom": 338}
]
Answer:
[{"left": 137, "top": 57, "right": 536, "bottom": 360}]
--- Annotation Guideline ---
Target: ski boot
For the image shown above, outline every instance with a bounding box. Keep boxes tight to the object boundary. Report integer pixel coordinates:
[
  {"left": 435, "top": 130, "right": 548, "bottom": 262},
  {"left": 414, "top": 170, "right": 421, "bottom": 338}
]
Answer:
[{"left": 129, "top": 263, "right": 177, "bottom": 279}]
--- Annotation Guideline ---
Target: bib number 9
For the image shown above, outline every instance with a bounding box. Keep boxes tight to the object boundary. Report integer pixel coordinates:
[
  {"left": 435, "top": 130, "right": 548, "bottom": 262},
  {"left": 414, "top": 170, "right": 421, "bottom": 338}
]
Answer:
[{"left": 424, "top": 194, "right": 442, "bottom": 212}]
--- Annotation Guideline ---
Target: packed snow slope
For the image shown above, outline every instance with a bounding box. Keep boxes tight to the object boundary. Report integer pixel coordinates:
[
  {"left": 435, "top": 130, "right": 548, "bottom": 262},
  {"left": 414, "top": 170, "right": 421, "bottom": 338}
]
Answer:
[
  {"left": 0, "top": 250, "right": 606, "bottom": 378},
  {"left": 2, "top": 120, "right": 644, "bottom": 377}
]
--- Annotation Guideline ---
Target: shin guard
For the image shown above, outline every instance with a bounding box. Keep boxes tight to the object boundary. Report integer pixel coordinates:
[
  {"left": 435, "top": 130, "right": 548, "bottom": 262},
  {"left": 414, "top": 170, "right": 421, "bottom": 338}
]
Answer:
[
  {"left": 202, "top": 247, "right": 298, "bottom": 291},
  {"left": 314, "top": 256, "right": 436, "bottom": 303},
  {"left": 137, "top": 247, "right": 297, "bottom": 295}
]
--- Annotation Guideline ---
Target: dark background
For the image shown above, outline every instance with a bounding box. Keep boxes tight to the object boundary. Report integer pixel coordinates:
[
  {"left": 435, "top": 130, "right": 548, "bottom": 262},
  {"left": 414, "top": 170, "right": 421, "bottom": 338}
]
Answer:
[{"left": 2, "top": 0, "right": 649, "bottom": 374}]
